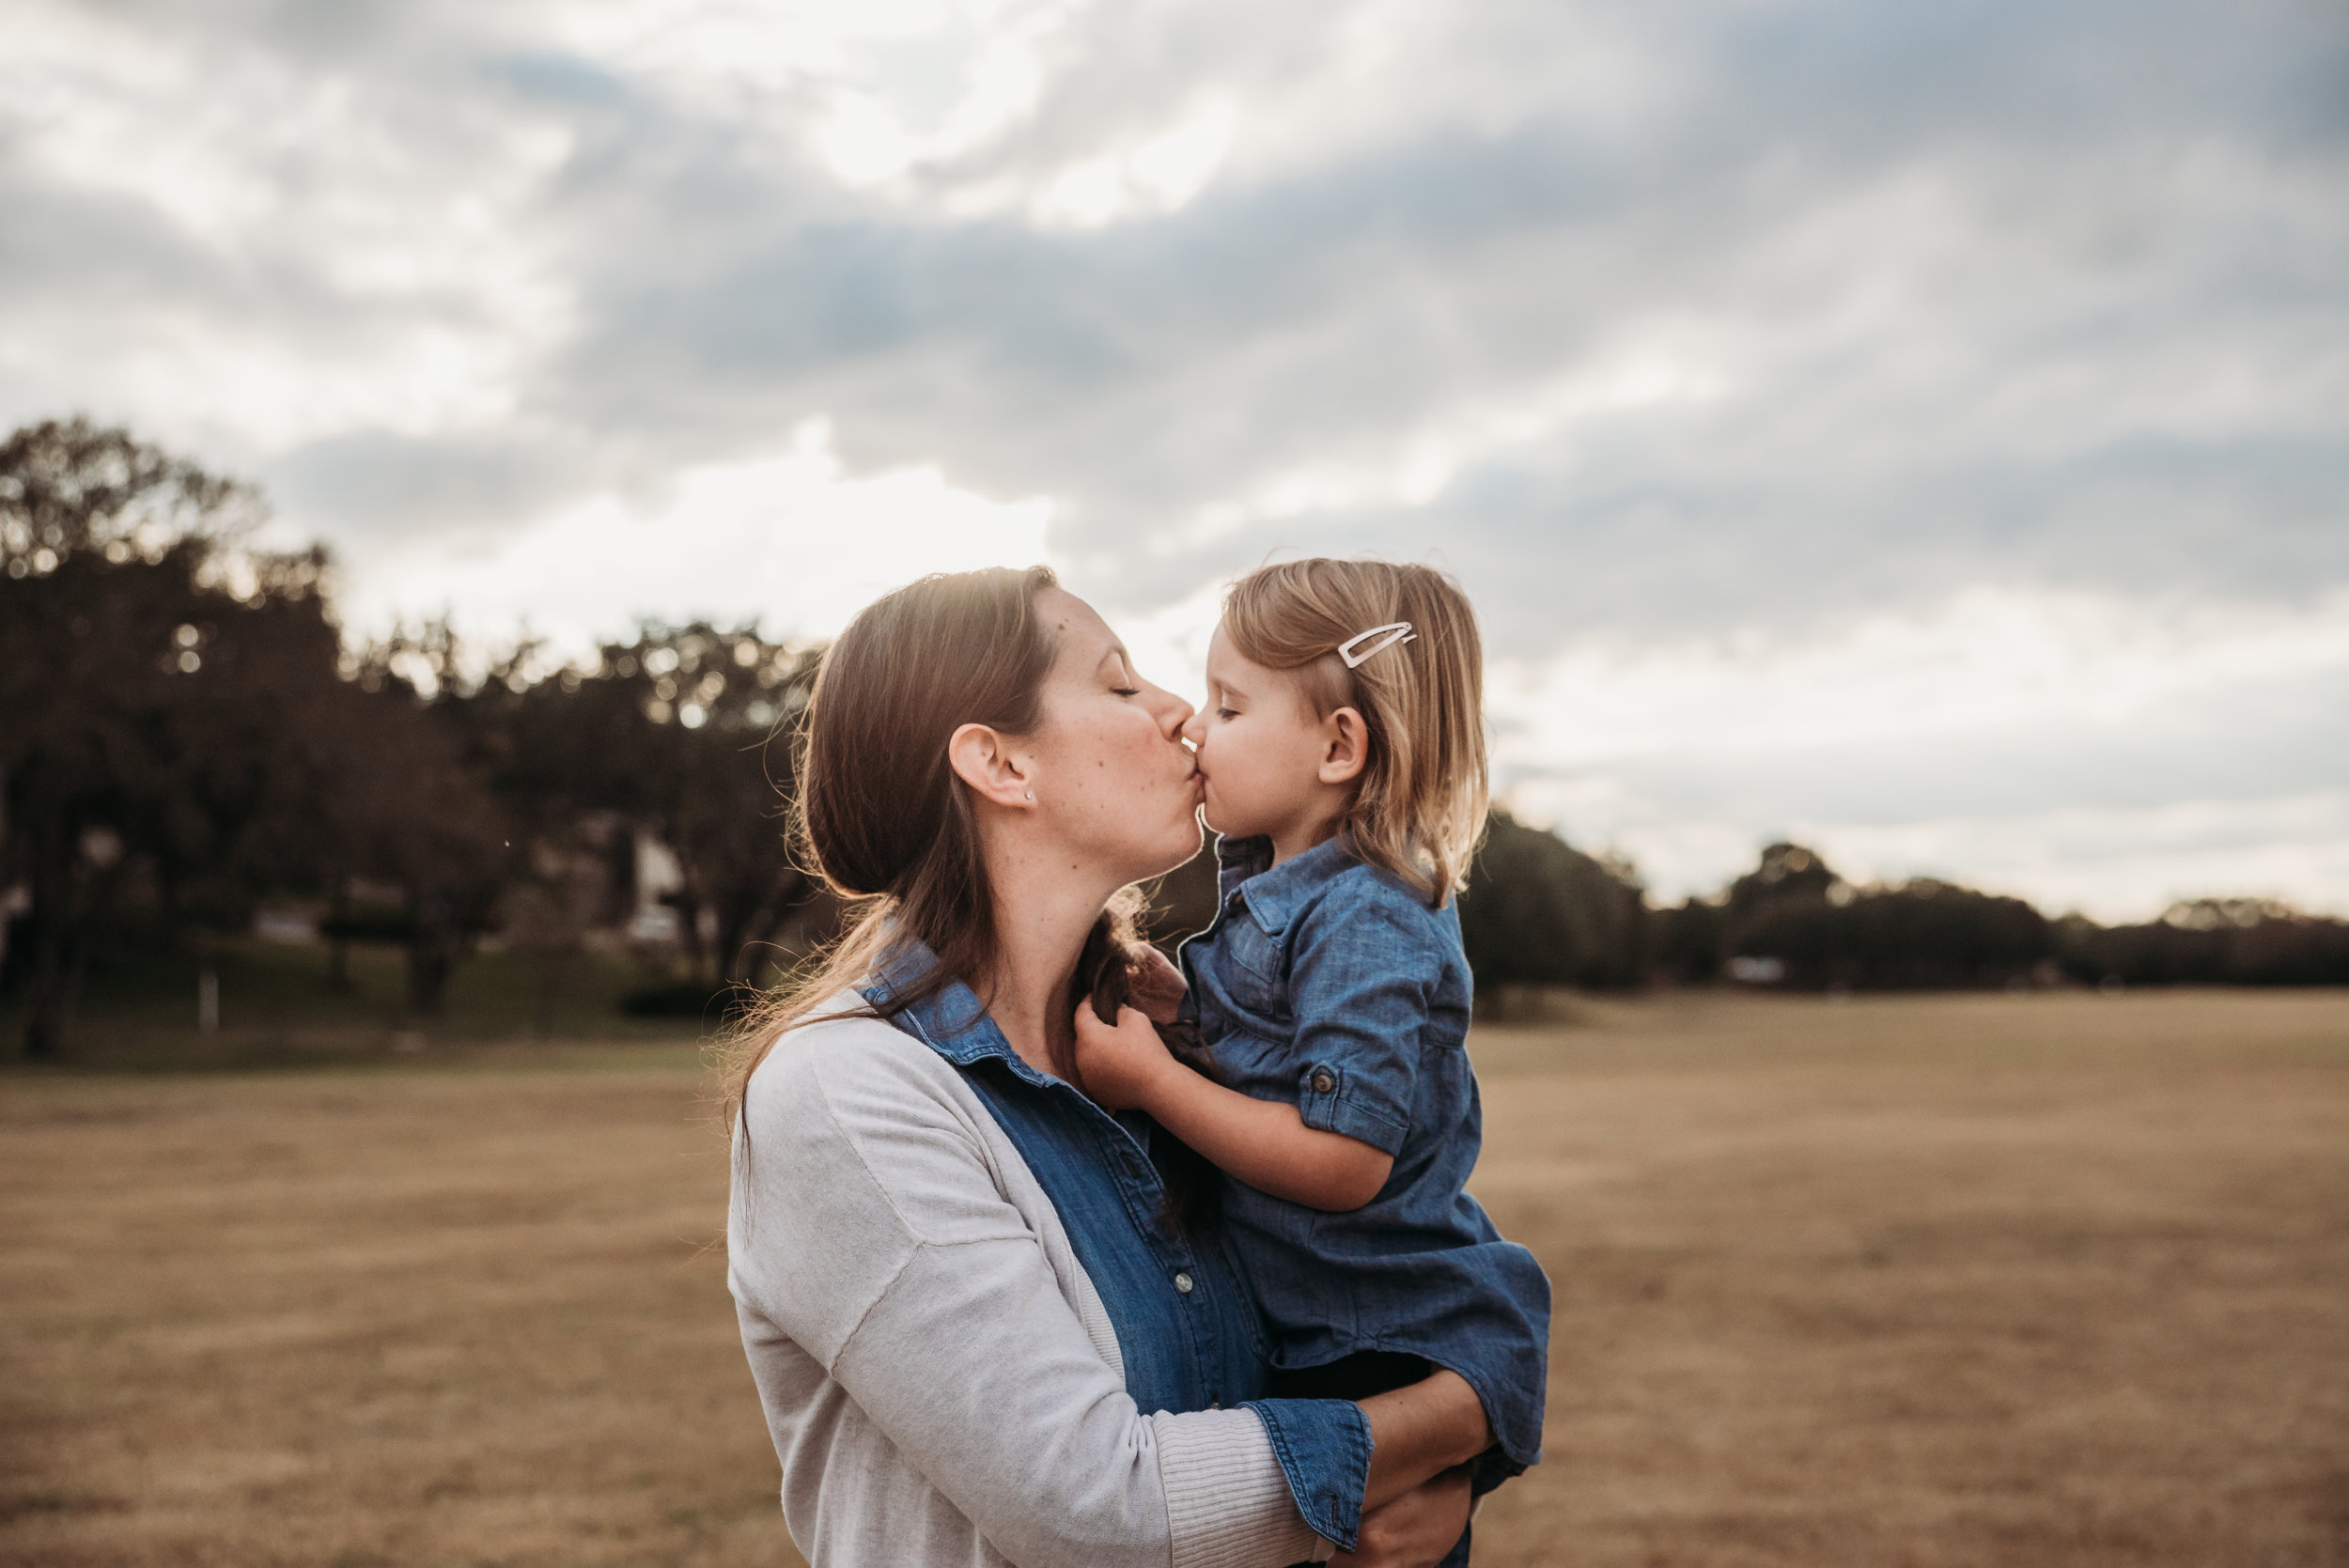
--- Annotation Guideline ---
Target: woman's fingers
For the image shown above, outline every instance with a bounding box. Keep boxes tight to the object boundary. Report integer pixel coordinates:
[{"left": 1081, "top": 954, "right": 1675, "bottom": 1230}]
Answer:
[{"left": 1330, "top": 1467, "right": 1471, "bottom": 1568}]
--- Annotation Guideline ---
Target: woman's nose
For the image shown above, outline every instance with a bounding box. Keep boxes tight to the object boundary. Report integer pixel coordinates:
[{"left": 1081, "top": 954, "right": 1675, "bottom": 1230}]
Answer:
[{"left": 1147, "top": 683, "right": 1194, "bottom": 738}]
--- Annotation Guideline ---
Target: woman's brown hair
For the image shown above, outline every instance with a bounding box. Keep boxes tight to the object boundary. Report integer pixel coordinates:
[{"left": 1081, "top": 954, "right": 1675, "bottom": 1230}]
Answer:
[
  {"left": 722, "top": 565, "right": 1145, "bottom": 1123},
  {"left": 1221, "top": 558, "right": 1489, "bottom": 905}
]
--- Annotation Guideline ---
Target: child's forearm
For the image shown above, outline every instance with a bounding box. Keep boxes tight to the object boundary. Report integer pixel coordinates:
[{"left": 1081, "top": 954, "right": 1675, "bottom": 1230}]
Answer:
[{"left": 1137, "top": 1063, "right": 1393, "bottom": 1210}]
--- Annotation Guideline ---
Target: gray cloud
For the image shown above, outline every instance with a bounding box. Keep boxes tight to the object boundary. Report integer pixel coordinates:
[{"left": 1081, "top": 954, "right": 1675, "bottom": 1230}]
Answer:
[{"left": 5, "top": 0, "right": 2346, "bottom": 909}]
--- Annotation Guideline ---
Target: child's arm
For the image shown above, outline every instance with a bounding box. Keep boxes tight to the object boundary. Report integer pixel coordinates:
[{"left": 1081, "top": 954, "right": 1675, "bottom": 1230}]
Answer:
[{"left": 1072, "top": 1003, "right": 1394, "bottom": 1211}]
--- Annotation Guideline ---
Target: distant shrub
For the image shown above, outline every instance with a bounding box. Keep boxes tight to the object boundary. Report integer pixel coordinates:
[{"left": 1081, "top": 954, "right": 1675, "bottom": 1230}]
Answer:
[{"left": 2059, "top": 900, "right": 2349, "bottom": 986}]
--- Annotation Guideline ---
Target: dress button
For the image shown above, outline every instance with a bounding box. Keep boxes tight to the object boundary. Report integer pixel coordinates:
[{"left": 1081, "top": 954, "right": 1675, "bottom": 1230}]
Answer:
[
  {"left": 1173, "top": 1271, "right": 1194, "bottom": 1295},
  {"left": 1311, "top": 1070, "right": 1335, "bottom": 1094}
]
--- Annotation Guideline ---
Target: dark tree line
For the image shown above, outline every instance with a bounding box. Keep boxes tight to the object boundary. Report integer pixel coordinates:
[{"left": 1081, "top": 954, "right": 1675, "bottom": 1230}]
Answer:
[
  {"left": 2056, "top": 899, "right": 2349, "bottom": 987},
  {"left": 7, "top": 420, "right": 2343, "bottom": 1058},
  {"left": 0, "top": 418, "right": 503, "bottom": 1053},
  {"left": 0, "top": 420, "right": 825, "bottom": 1055},
  {"left": 1650, "top": 843, "right": 2349, "bottom": 991}
]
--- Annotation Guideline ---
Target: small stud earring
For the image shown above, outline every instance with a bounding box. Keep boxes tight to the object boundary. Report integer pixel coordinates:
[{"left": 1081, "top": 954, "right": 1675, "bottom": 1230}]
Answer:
[{"left": 1024, "top": 790, "right": 1034, "bottom": 800}]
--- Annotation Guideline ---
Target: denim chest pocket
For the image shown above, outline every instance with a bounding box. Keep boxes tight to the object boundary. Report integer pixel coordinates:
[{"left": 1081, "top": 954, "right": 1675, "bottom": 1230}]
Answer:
[{"left": 1216, "top": 915, "right": 1290, "bottom": 1017}]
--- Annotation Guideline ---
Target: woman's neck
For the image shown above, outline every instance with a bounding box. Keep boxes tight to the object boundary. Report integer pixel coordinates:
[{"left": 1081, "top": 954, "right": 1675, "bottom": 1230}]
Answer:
[{"left": 977, "top": 833, "right": 1123, "bottom": 1080}]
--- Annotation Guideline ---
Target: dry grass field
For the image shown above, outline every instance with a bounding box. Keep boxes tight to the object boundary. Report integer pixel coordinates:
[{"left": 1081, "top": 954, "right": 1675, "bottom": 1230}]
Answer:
[{"left": 4, "top": 989, "right": 2346, "bottom": 1567}]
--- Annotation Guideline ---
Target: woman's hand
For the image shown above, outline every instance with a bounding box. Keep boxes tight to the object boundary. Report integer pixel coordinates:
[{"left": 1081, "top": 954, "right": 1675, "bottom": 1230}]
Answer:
[
  {"left": 1122, "top": 941, "right": 1189, "bottom": 1025},
  {"left": 1330, "top": 1467, "right": 1471, "bottom": 1568},
  {"left": 1071, "top": 1001, "right": 1178, "bottom": 1110}
]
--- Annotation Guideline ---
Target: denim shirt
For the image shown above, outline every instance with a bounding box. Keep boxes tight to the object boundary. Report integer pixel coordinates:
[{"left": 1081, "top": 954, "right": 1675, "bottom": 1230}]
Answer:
[
  {"left": 862, "top": 946, "right": 1377, "bottom": 1550},
  {"left": 1179, "top": 834, "right": 1552, "bottom": 1473}
]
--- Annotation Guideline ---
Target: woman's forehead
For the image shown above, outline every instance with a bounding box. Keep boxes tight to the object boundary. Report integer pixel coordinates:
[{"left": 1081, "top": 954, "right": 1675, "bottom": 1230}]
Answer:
[{"left": 1039, "top": 587, "right": 1123, "bottom": 668}]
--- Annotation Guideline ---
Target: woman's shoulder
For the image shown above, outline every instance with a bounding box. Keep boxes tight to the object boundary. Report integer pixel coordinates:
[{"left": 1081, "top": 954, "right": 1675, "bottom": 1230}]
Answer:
[{"left": 743, "top": 992, "right": 978, "bottom": 1137}]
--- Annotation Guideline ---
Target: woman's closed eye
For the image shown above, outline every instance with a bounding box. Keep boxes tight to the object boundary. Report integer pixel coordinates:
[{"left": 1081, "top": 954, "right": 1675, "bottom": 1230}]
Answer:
[{"left": 1112, "top": 686, "right": 1141, "bottom": 698}]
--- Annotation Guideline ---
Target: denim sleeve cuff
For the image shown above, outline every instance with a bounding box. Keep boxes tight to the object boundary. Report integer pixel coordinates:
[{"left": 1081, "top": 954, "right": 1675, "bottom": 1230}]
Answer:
[
  {"left": 1240, "top": 1396, "right": 1373, "bottom": 1552},
  {"left": 1296, "top": 1063, "right": 1409, "bottom": 1157}
]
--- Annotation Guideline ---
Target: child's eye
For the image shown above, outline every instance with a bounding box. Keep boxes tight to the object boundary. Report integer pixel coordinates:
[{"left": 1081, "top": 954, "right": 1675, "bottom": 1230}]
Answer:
[{"left": 1217, "top": 707, "right": 1238, "bottom": 721}]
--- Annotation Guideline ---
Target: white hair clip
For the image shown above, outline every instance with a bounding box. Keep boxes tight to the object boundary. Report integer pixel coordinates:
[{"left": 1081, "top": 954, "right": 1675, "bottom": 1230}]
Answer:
[{"left": 1337, "top": 621, "right": 1417, "bottom": 668}]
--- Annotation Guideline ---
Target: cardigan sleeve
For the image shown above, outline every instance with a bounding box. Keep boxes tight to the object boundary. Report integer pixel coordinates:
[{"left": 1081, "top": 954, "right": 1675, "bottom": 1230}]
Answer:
[{"left": 729, "top": 1020, "right": 1331, "bottom": 1568}]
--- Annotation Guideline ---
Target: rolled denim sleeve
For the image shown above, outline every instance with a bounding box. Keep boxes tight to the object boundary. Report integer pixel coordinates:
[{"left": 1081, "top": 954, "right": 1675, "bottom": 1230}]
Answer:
[
  {"left": 1285, "top": 893, "right": 1444, "bottom": 1157},
  {"left": 1241, "top": 1395, "right": 1375, "bottom": 1551}
]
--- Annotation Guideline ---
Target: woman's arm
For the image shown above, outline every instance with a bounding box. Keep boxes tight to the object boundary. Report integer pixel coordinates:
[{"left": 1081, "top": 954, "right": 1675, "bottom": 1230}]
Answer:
[
  {"left": 1356, "top": 1368, "right": 1492, "bottom": 1511},
  {"left": 1325, "top": 1372, "right": 1489, "bottom": 1568},
  {"left": 735, "top": 1021, "right": 1351, "bottom": 1567},
  {"left": 1075, "top": 1002, "right": 1393, "bottom": 1209}
]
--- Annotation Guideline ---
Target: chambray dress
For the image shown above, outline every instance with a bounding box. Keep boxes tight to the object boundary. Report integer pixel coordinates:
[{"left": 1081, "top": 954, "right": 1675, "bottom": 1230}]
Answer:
[{"left": 1178, "top": 834, "right": 1552, "bottom": 1506}]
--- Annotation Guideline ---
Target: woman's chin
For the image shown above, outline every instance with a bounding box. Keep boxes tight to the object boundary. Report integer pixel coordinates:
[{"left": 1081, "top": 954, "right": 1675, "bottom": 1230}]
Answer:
[{"left": 1135, "top": 814, "right": 1205, "bottom": 881}]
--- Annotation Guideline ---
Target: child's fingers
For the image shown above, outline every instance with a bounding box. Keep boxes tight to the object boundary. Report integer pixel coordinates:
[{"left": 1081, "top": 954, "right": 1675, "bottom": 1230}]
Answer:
[
  {"left": 1073, "top": 1001, "right": 1170, "bottom": 1058},
  {"left": 1114, "top": 1004, "right": 1171, "bottom": 1048},
  {"left": 1126, "top": 944, "right": 1188, "bottom": 1024},
  {"left": 1072, "top": 1000, "right": 1118, "bottom": 1045}
]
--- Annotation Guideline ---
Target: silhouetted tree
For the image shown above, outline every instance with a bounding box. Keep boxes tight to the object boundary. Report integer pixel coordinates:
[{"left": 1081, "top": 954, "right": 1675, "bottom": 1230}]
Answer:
[
  {"left": 330, "top": 624, "right": 531, "bottom": 1017},
  {"left": 1709, "top": 843, "right": 2053, "bottom": 989},
  {"left": 1457, "top": 810, "right": 1649, "bottom": 995},
  {"left": 0, "top": 419, "right": 317, "bottom": 1051},
  {"left": 0, "top": 419, "right": 508, "bottom": 1046},
  {"left": 1655, "top": 896, "right": 1732, "bottom": 984},
  {"left": 442, "top": 622, "right": 826, "bottom": 993},
  {"left": 1726, "top": 842, "right": 1838, "bottom": 919}
]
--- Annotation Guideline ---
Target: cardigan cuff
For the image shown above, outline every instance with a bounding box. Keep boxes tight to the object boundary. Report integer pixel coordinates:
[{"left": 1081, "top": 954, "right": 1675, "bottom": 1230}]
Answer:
[{"left": 1154, "top": 1406, "right": 1330, "bottom": 1568}]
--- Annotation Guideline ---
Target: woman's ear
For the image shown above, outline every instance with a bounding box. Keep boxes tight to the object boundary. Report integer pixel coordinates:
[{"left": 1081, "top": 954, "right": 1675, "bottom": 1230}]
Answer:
[
  {"left": 1318, "top": 706, "right": 1369, "bottom": 785},
  {"left": 948, "top": 722, "right": 1035, "bottom": 809}
]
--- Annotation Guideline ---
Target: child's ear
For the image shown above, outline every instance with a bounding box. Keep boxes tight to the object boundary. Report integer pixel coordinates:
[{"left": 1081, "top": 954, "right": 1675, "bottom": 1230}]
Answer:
[{"left": 1318, "top": 706, "right": 1369, "bottom": 785}]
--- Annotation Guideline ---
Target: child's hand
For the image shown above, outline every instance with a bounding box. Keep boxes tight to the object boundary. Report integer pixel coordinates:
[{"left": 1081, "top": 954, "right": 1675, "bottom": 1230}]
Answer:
[
  {"left": 1124, "top": 942, "right": 1188, "bottom": 1026},
  {"left": 1072, "top": 1001, "right": 1177, "bottom": 1110}
]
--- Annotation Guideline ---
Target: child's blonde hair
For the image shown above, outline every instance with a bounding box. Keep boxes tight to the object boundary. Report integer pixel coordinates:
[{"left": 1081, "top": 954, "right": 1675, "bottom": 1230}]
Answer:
[{"left": 1221, "top": 558, "right": 1489, "bottom": 906}]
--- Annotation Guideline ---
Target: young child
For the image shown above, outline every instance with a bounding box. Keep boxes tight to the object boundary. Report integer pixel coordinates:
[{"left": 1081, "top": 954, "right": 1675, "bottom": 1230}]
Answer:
[{"left": 1074, "top": 558, "right": 1549, "bottom": 1565}]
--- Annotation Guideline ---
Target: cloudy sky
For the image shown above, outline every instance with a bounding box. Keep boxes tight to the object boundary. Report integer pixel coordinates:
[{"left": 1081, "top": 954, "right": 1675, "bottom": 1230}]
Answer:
[{"left": 7, "top": 0, "right": 2346, "bottom": 917}]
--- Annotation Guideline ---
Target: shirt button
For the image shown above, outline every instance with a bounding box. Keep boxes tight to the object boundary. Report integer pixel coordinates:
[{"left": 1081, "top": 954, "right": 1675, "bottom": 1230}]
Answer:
[
  {"left": 1173, "top": 1271, "right": 1194, "bottom": 1295},
  {"left": 1311, "top": 1070, "right": 1335, "bottom": 1094}
]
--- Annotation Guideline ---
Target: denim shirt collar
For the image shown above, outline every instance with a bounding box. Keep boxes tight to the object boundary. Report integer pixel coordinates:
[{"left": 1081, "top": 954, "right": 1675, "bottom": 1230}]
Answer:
[
  {"left": 860, "top": 940, "right": 1058, "bottom": 1087},
  {"left": 1214, "top": 832, "right": 1361, "bottom": 936}
]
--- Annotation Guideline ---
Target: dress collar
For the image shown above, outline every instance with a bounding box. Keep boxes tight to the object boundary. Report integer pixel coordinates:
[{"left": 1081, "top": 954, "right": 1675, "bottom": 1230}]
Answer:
[{"left": 1213, "top": 832, "right": 1361, "bottom": 936}]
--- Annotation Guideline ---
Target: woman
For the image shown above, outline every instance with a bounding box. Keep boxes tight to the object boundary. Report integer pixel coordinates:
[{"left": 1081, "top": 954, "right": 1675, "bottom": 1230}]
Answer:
[{"left": 726, "top": 566, "right": 1492, "bottom": 1566}]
